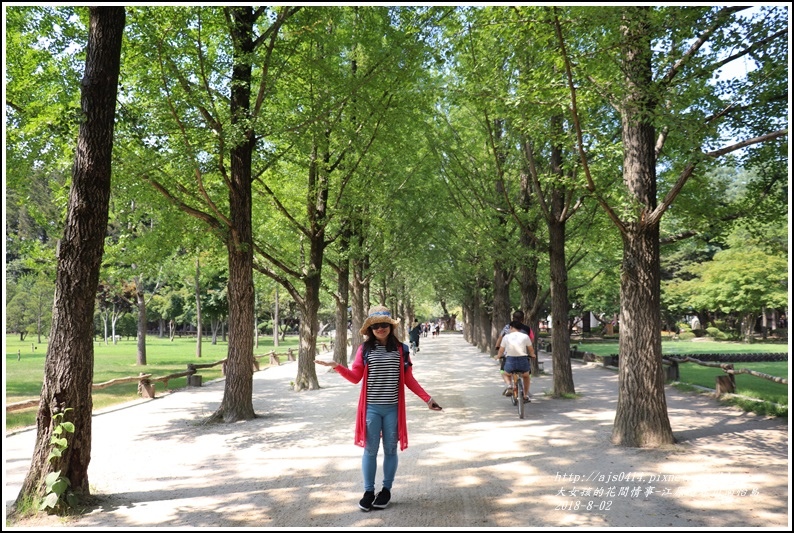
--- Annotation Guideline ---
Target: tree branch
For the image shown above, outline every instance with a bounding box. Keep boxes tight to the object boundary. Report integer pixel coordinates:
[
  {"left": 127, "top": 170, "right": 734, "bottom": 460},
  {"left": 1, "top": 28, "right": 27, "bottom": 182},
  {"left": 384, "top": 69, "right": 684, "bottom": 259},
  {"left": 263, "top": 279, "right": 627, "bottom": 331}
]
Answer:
[{"left": 650, "top": 128, "right": 788, "bottom": 224}]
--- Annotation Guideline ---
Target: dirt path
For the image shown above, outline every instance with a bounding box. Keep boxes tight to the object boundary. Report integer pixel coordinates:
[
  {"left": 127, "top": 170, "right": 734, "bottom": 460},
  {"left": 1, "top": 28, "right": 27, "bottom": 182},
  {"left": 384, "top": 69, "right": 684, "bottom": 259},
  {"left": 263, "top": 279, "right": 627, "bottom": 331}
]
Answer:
[{"left": 4, "top": 333, "right": 790, "bottom": 528}]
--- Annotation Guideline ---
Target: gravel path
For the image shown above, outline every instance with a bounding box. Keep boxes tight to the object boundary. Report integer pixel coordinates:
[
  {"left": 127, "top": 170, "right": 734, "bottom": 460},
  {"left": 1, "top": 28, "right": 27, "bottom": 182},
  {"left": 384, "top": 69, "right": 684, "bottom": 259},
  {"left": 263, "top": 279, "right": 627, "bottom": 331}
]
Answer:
[{"left": 4, "top": 333, "right": 790, "bottom": 528}]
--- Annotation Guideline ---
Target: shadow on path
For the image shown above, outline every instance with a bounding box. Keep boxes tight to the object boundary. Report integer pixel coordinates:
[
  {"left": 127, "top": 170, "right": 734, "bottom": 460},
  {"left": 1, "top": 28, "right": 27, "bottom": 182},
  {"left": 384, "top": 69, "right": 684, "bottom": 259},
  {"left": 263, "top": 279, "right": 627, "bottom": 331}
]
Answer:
[{"left": 4, "top": 333, "right": 789, "bottom": 528}]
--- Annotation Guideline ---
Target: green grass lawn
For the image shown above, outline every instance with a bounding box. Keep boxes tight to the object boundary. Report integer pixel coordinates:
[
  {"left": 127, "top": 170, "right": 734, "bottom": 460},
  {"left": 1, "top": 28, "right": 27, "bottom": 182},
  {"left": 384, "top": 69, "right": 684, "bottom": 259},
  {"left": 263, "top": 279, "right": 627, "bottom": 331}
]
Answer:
[
  {"left": 5, "top": 335, "right": 788, "bottom": 431},
  {"left": 4, "top": 334, "right": 321, "bottom": 432},
  {"left": 575, "top": 339, "right": 789, "bottom": 417}
]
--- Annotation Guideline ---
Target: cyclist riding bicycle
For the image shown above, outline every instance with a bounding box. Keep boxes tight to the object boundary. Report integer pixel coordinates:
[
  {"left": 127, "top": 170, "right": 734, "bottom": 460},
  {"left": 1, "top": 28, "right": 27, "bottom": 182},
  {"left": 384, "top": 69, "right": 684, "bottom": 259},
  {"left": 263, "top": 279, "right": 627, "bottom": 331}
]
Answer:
[
  {"left": 494, "top": 310, "right": 534, "bottom": 396},
  {"left": 494, "top": 320, "right": 536, "bottom": 403}
]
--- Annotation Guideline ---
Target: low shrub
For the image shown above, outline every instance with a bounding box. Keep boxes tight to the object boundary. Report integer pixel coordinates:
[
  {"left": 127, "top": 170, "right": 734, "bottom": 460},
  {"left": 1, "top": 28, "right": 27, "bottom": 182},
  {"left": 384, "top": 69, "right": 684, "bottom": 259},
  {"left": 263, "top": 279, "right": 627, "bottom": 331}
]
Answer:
[{"left": 706, "top": 326, "right": 727, "bottom": 340}]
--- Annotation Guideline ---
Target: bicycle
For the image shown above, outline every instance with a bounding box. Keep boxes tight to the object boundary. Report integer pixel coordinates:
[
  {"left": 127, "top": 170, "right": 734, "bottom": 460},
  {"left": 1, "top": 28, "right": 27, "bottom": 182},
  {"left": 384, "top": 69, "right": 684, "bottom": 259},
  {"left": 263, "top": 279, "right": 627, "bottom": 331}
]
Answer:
[{"left": 508, "top": 369, "right": 529, "bottom": 419}]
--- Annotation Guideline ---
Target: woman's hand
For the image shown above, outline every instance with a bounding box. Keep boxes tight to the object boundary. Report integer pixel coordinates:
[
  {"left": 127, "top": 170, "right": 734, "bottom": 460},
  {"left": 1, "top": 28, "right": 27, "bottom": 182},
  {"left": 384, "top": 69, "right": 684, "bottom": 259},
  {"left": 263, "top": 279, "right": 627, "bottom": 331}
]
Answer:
[
  {"left": 427, "top": 398, "right": 442, "bottom": 411},
  {"left": 314, "top": 359, "right": 338, "bottom": 369}
]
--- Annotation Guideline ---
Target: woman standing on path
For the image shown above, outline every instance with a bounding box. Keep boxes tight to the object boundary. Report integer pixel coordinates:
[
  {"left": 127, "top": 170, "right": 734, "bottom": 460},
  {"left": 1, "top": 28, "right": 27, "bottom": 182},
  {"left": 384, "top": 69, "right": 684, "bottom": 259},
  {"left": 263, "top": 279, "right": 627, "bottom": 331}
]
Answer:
[{"left": 315, "top": 305, "right": 442, "bottom": 512}]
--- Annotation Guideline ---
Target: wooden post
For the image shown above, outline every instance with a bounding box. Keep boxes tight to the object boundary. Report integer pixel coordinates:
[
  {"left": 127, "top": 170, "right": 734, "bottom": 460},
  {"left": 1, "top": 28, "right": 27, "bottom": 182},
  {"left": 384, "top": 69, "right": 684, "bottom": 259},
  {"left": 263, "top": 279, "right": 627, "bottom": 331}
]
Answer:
[
  {"left": 187, "top": 375, "right": 203, "bottom": 387},
  {"left": 715, "top": 373, "right": 736, "bottom": 395},
  {"left": 287, "top": 348, "right": 296, "bottom": 362},
  {"left": 138, "top": 373, "right": 155, "bottom": 398},
  {"left": 664, "top": 360, "right": 679, "bottom": 381}
]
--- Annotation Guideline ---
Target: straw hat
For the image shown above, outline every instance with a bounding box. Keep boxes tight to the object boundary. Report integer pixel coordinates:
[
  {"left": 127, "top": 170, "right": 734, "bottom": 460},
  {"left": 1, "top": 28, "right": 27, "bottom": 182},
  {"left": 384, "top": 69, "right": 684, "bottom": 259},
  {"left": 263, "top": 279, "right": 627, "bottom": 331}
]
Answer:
[{"left": 359, "top": 305, "right": 400, "bottom": 336}]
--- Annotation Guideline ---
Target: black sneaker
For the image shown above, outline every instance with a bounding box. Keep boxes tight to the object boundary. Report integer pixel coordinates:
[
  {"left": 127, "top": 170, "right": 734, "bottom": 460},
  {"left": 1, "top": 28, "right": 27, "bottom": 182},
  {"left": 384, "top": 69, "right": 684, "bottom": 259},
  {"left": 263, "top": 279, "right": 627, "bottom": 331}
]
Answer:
[
  {"left": 359, "top": 491, "right": 376, "bottom": 512},
  {"left": 372, "top": 488, "right": 391, "bottom": 509}
]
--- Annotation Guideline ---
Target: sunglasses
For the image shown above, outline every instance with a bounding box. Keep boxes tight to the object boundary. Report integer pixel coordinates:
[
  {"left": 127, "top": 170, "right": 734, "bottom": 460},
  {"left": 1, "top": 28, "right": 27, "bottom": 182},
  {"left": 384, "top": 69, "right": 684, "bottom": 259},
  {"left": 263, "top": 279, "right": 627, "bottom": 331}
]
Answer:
[{"left": 370, "top": 323, "right": 391, "bottom": 331}]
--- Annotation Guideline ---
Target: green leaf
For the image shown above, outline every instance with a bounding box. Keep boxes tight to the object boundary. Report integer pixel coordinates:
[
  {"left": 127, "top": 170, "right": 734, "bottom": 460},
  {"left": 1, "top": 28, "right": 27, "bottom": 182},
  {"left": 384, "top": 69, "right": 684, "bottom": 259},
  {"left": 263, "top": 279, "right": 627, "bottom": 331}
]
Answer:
[
  {"left": 39, "top": 492, "right": 59, "bottom": 510},
  {"left": 50, "top": 477, "right": 70, "bottom": 496},
  {"left": 44, "top": 470, "right": 61, "bottom": 488},
  {"left": 50, "top": 436, "right": 68, "bottom": 448},
  {"left": 47, "top": 448, "right": 62, "bottom": 462}
]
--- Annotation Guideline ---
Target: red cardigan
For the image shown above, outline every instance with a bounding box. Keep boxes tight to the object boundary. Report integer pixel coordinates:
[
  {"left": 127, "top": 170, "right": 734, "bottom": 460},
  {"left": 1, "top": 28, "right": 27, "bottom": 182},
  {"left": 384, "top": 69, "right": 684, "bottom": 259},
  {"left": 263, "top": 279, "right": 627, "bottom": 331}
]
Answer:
[{"left": 333, "top": 343, "right": 431, "bottom": 451}]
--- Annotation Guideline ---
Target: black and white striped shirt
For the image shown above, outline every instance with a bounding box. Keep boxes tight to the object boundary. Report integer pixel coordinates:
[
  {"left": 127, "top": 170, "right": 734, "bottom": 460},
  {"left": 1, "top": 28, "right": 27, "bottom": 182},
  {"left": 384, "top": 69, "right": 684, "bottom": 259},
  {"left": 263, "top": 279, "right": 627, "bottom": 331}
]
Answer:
[{"left": 366, "top": 344, "right": 401, "bottom": 405}]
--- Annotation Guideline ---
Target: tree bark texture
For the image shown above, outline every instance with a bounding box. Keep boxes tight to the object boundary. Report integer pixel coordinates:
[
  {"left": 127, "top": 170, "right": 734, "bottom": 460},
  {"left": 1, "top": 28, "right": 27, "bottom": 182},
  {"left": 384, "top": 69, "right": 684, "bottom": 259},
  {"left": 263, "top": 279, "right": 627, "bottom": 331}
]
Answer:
[
  {"left": 518, "top": 170, "right": 542, "bottom": 374},
  {"left": 548, "top": 214, "right": 575, "bottom": 396},
  {"left": 16, "top": 6, "right": 125, "bottom": 507},
  {"left": 195, "top": 256, "right": 203, "bottom": 358},
  {"left": 612, "top": 225, "right": 674, "bottom": 446},
  {"left": 546, "top": 118, "right": 575, "bottom": 396},
  {"left": 334, "top": 261, "right": 350, "bottom": 366},
  {"left": 475, "top": 275, "right": 492, "bottom": 352},
  {"left": 350, "top": 256, "right": 366, "bottom": 361},
  {"left": 293, "top": 154, "right": 327, "bottom": 390},
  {"left": 296, "top": 274, "right": 322, "bottom": 390},
  {"left": 210, "top": 7, "right": 257, "bottom": 423},
  {"left": 135, "top": 289, "right": 147, "bottom": 365},
  {"left": 611, "top": 7, "right": 674, "bottom": 447},
  {"left": 491, "top": 264, "right": 511, "bottom": 354}
]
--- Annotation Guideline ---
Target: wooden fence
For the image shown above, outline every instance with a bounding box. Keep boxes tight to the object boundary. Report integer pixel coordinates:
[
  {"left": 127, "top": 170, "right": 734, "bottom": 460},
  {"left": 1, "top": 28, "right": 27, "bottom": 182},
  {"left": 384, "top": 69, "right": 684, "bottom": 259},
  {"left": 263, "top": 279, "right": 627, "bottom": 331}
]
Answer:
[
  {"left": 6, "top": 347, "right": 307, "bottom": 413},
  {"left": 661, "top": 355, "right": 788, "bottom": 395},
  {"left": 559, "top": 344, "right": 787, "bottom": 396}
]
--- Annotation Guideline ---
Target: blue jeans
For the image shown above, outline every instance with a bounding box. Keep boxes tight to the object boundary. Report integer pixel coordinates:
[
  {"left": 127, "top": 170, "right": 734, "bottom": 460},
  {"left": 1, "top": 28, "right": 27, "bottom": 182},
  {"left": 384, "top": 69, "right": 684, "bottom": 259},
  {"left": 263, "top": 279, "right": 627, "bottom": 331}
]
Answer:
[{"left": 363, "top": 403, "right": 398, "bottom": 492}]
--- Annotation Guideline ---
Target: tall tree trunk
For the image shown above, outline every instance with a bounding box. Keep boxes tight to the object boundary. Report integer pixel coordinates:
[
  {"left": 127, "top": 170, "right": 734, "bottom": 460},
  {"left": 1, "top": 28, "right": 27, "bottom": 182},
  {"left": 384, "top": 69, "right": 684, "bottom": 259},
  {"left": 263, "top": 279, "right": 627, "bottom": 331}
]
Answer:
[
  {"left": 548, "top": 214, "right": 574, "bottom": 395},
  {"left": 293, "top": 142, "right": 327, "bottom": 391},
  {"left": 111, "top": 306, "right": 119, "bottom": 344},
  {"left": 490, "top": 119, "right": 511, "bottom": 355},
  {"left": 547, "top": 120, "right": 575, "bottom": 396},
  {"left": 15, "top": 6, "right": 125, "bottom": 509},
  {"left": 491, "top": 264, "right": 511, "bottom": 354},
  {"left": 295, "top": 269, "right": 322, "bottom": 390},
  {"left": 581, "top": 311, "right": 591, "bottom": 334},
  {"left": 520, "top": 253, "right": 542, "bottom": 374},
  {"left": 350, "top": 250, "right": 367, "bottom": 360},
  {"left": 297, "top": 294, "right": 320, "bottom": 390},
  {"left": 102, "top": 314, "right": 109, "bottom": 345},
  {"left": 475, "top": 275, "right": 491, "bottom": 351},
  {"left": 611, "top": 7, "right": 674, "bottom": 446},
  {"left": 518, "top": 166, "right": 542, "bottom": 374},
  {"left": 135, "top": 289, "right": 147, "bottom": 365},
  {"left": 195, "top": 255, "right": 202, "bottom": 358},
  {"left": 613, "top": 223, "right": 673, "bottom": 445},
  {"left": 273, "top": 286, "right": 280, "bottom": 348},
  {"left": 462, "top": 301, "right": 472, "bottom": 343},
  {"left": 334, "top": 253, "right": 351, "bottom": 366},
  {"left": 211, "top": 318, "right": 220, "bottom": 345},
  {"left": 208, "top": 6, "right": 257, "bottom": 423}
]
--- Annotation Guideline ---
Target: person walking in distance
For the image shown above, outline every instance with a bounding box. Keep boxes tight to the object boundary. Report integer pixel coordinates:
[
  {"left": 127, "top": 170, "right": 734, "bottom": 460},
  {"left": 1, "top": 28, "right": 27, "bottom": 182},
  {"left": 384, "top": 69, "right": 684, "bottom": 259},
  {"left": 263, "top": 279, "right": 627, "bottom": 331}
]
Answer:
[
  {"left": 409, "top": 318, "right": 422, "bottom": 353},
  {"left": 494, "top": 320, "right": 536, "bottom": 403},
  {"left": 315, "top": 305, "right": 442, "bottom": 512}
]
